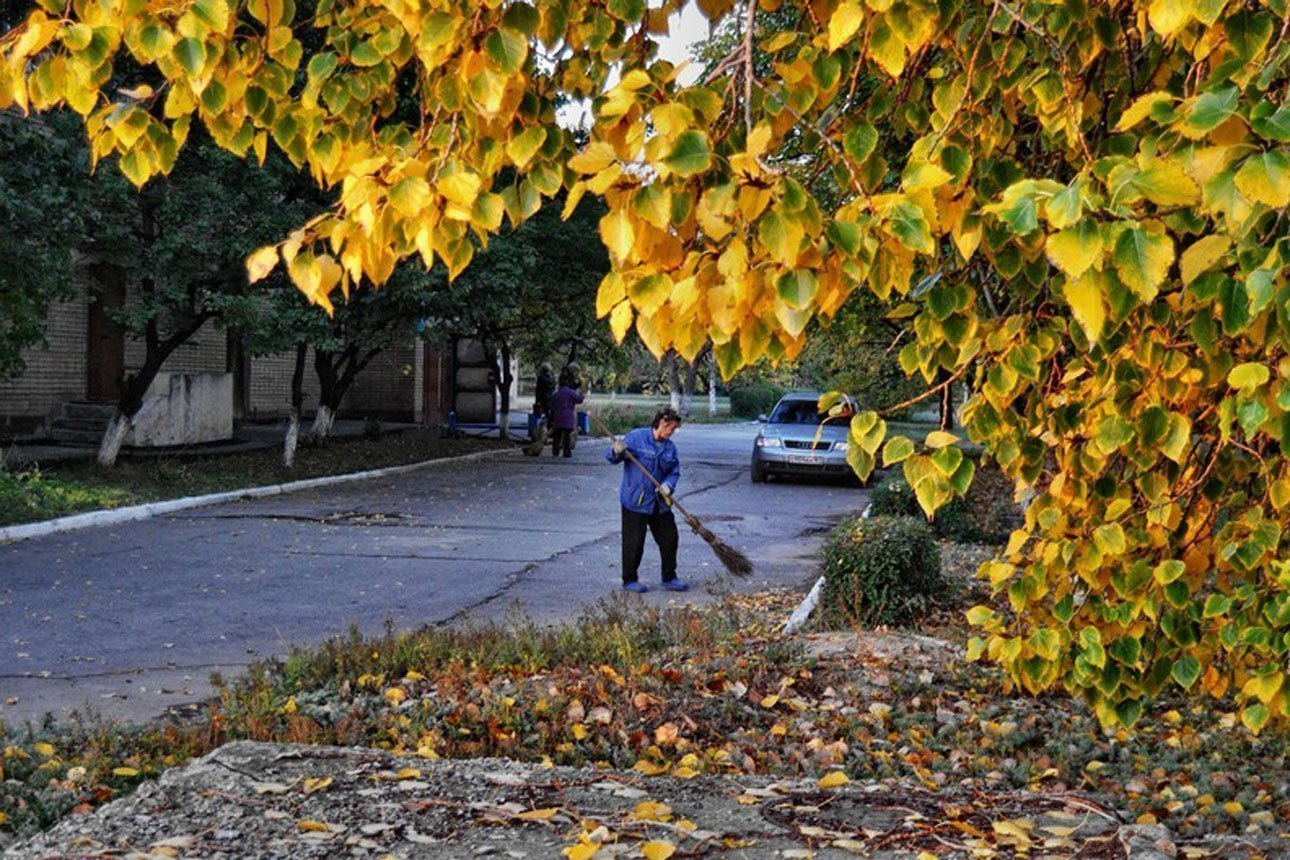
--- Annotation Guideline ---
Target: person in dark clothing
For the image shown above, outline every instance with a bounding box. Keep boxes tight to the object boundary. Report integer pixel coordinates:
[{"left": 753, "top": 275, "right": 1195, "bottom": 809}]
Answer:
[
  {"left": 549, "top": 381, "right": 584, "bottom": 457},
  {"left": 606, "top": 407, "right": 687, "bottom": 593},
  {"left": 558, "top": 361, "right": 581, "bottom": 389},
  {"left": 532, "top": 363, "right": 556, "bottom": 430}
]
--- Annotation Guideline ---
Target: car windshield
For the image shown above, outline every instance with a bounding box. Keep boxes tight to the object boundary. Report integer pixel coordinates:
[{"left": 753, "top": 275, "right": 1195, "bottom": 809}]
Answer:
[{"left": 769, "top": 400, "right": 830, "bottom": 425}]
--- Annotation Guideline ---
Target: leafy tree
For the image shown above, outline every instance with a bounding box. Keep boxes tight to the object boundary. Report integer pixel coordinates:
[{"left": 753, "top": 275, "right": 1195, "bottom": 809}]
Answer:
[
  {"left": 420, "top": 192, "right": 611, "bottom": 438},
  {"left": 0, "top": 110, "right": 81, "bottom": 380},
  {"left": 78, "top": 131, "right": 318, "bottom": 465},
  {"left": 8, "top": 0, "right": 1290, "bottom": 731}
]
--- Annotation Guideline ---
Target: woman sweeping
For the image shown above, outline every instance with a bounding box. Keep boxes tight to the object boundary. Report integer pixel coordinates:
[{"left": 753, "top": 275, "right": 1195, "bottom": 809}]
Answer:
[{"left": 606, "top": 407, "right": 689, "bottom": 593}]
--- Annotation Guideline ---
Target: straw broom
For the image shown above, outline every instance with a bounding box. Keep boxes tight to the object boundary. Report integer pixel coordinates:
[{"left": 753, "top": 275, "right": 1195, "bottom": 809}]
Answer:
[{"left": 593, "top": 414, "right": 754, "bottom": 578}]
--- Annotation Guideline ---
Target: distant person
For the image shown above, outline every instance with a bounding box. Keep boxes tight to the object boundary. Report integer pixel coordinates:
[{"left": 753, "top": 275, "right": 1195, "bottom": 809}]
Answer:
[
  {"left": 606, "top": 407, "right": 687, "bottom": 593},
  {"left": 559, "top": 361, "right": 581, "bottom": 389},
  {"left": 533, "top": 362, "right": 556, "bottom": 428},
  {"left": 549, "top": 378, "right": 584, "bottom": 457}
]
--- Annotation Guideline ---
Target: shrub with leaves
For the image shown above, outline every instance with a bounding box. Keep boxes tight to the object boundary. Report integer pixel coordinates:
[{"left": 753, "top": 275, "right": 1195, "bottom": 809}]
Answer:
[
  {"left": 871, "top": 467, "right": 1019, "bottom": 545},
  {"left": 821, "top": 515, "right": 944, "bottom": 628},
  {"left": 728, "top": 380, "right": 785, "bottom": 419}
]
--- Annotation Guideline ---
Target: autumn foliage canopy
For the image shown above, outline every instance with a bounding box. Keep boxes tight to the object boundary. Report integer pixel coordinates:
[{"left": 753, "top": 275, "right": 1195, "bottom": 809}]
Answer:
[{"left": 4, "top": 0, "right": 1290, "bottom": 730}]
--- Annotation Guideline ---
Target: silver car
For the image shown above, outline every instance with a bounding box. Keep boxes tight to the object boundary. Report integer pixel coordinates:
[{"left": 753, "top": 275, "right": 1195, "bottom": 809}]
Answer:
[{"left": 750, "top": 392, "right": 856, "bottom": 483}]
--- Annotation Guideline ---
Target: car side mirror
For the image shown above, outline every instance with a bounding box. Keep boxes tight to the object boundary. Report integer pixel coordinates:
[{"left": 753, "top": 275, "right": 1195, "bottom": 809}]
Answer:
[{"left": 757, "top": 413, "right": 768, "bottom": 422}]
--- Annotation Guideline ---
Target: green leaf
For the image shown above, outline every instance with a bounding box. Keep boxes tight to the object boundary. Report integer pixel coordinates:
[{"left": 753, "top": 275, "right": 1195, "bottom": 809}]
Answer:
[
  {"left": 1115, "top": 91, "right": 1174, "bottom": 131},
  {"left": 1251, "top": 104, "right": 1290, "bottom": 142},
  {"left": 826, "top": 220, "right": 862, "bottom": 256},
  {"left": 173, "top": 37, "right": 207, "bottom": 75},
  {"left": 924, "top": 430, "right": 959, "bottom": 449},
  {"left": 1179, "top": 85, "right": 1239, "bottom": 137},
  {"left": 1094, "top": 523, "right": 1127, "bottom": 555},
  {"left": 882, "top": 435, "right": 914, "bottom": 466},
  {"left": 307, "top": 51, "right": 338, "bottom": 83},
  {"left": 606, "top": 0, "right": 645, "bottom": 22},
  {"left": 506, "top": 126, "right": 547, "bottom": 169},
  {"left": 843, "top": 121, "right": 878, "bottom": 163},
  {"left": 663, "top": 130, "right": 711, "bottom": 177},
  {"left": 350, "top": 40, "right": 383, "bottom": 67},
  {"left": 485, "top": 28, "right": 528, "bottom": 74},
  {"left": 1203, "top": 594, "right": 1233, "bottom": 618},
  {"left": 1113, "top": 226, "right": 1174, "bottom": 301},
  {"left": 777, "top": 270, "right": 818, "bottom": 310},
  {"left": 1046, "top": 219, "right": 1103, "bottom": 278},
  {"left": 1154, "top": 560, "right": 1186, "bottom": 585},
  {"left": 885, "top": 202, "right": 935, "bottom": 254}
]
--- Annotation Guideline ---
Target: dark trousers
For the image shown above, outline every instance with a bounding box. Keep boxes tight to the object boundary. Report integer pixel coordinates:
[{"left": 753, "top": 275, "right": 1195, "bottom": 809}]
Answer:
[
  {"left": 622, "top": 506, "right": 679, "bottom": 584},
  {"left": 551, "top": 428, "right": 574, "bottom": 457}
]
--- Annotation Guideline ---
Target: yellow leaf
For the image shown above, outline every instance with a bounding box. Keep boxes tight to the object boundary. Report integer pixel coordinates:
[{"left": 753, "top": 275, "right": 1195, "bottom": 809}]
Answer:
[
  {"left": 113, "top": 767, "right": 139, "bottom": 777},
  {"left": 827, "top": 0, "right": 864, "bottom": 52},
  {"left": 568, "top": 141, "right": 617, "bottom": 174},
  {"left": 1045, "top": 220, "right": 1103, "bottom": 279},
  {"left": 630, "top": 800, "right": 674, "bottom": 821},
  {"left": 924, "top": 430, "right": 958, "bottom": 449},
  {"left": 297, "top": 819, "right": 329, "bottom": 833},
  {"left": 396, "top": 767, "right": 422, "bottom": 780},
  {"left": 438, "top": 170, "right": 481, "bottom": 207},
  {"left": 518, "top": 807, "right": 560, "bottom": 820},
  {"left": 670, "top": 765, "right": 699, "bottom": 779},
  {"left": 597, "top": 272, "right": 627, "bottom": 318},
  {"left": 818, "top": 771, "right": 849, "bottom": 788},
  {"left": 246, "top": 245, "right": 279, "bottom": 283},
  {"left": 1116, "top": 91, "right": 1174, "bottom": 132},
  {"left": 599, "top": 208, "right": 636, "bottom": 262},
  {"left": 634, "top": 758, "right": 667, "bottom": 776},
  {"left": 1133, "top": 163, "right": 1200, "bottom": 206},
  {"left": 33, "top": 742, "right": 54, "bottom": 757},
  {"left": 388, "top": 176, "right": 430, "bottom": 217},
  {"left": 1063, "top": 269, "right": 1107, "bottom": 343},
  {"left": 563, "top": 843, "right": 599, "bottom": 860},
  {"left": 1180, "top": 234, "right": 1230, "bottom": 284},
  {"left": 1148, "top": 0, "right": 1191, "bottom": 37},
  {"left": 760, "top": 693, "right": 780, "bottom": 708},
  {"left": 384, "top": 687, "right": 407, "bottom": 705},
  {"left": 571, "top": 723, "right": 588, "bottom": 740},
  {"left": 303, "top": 777, "right": 332, "bottom": 794},
  {"left": 609, "top": 301, "right": 633, "bottom": 343},
  {"left": 642, "top": 842, "right": 677, "bottom": 860}
]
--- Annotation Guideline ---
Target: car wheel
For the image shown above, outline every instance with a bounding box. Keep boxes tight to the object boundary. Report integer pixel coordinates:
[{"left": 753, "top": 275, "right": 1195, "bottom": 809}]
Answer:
[{"left": 751, "top": 462, "right": 767, "bottom": 483}]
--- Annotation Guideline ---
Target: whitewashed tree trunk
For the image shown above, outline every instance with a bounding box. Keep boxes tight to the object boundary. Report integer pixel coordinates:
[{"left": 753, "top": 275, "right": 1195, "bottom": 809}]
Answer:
[
  {"left": 499, "top": 407, "right": 510, "bottom": 441},
  {"left": 709, "top": 356, "right": 718, "bottom": 417},
  {"left": 97, "top": 411, "right": 130, "bottom": 467},
  {"left": 283, "top": 411, "right": 300, "bottom": 467},
  {"left": 311, "top": 404, "right": 335, "bottom": 439}
]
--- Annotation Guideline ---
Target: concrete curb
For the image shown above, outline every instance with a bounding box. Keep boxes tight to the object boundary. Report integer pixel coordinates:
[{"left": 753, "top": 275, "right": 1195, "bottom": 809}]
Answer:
[{"left": 0, "top": 445, "right": 518, "bottom": 545}]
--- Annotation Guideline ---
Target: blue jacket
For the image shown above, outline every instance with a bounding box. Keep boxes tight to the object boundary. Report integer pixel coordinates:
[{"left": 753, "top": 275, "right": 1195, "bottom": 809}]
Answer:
[{"left": 607, "top": 426, "right": 680, "bottom": 513}]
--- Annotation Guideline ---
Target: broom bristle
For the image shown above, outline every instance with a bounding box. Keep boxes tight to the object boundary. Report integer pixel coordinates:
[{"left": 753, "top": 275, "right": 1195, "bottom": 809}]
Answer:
[{"left": 683, "top": 512, "right": 754, "bottom": 577}]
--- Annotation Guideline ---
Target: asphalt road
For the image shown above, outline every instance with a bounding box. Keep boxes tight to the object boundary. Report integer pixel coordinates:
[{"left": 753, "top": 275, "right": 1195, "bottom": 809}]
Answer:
[{"left": 0, "top": 423, "right": 868, "bottom": 726}]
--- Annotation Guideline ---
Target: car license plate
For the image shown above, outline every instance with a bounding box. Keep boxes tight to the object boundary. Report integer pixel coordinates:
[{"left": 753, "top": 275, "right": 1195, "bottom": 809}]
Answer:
[{"left": 788, "top": 454, "right": 820, "bottom": 465}]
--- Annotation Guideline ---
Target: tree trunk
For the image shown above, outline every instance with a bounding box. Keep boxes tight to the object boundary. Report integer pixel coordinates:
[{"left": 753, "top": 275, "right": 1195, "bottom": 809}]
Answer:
[
  {"left": 666, "top": 351, "right": 682, "bottom": 412},
  {"left": 682, "top": 357, "right": 698, "bottom": 418},
  {"left": 97, "top": 410, "right": 130, "bottom": 467},
  {"left": 312, "top": 404, "right": 335, "bottom": 439},
  {"left": 708, "top": 353, "right": 718, "bottom": 417},
  {"left": 284, "top": 342, "right": 307, "bottom": 467},
  {"left": 95, "top": 304, "right": 215, "bottom": 467},
  {"left": 938, "top": 370, "right": 955, "bottom": 431},
  {"left": 497, "top": 339, "right": 514, "bottom": 441}
]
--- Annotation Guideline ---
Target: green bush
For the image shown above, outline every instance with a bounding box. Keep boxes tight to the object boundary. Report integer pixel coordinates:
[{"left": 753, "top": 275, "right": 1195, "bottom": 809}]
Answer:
[
  {"left": 821, "top": 515, "right": 943, "bottom": 628},
  {"left": 869, "top": 463, "right": 1020, "bottom": 544},
  {"left": 728, "top": 381, "right": 785, "bottom": 418}
]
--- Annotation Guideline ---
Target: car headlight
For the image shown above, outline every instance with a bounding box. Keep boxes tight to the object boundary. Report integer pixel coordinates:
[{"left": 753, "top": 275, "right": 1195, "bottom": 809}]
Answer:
[
  {"left": 756, "top": 436, "right": 781, "bottom": 448},
  {"left": 833, "top": 441, "right": 848, "bottom": 452}
]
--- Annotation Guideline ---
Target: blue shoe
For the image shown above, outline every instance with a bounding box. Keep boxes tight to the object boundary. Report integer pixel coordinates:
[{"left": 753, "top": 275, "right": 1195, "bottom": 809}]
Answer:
[
  {"left": 623, "top": 582, "right": 648, "bottom": 593},
  {"left": 662, "top": 579, "right": 689, "bottom": 592}
]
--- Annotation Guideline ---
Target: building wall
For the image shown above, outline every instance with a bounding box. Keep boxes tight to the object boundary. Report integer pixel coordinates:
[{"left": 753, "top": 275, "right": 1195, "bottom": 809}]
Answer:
[
  {"left": 246, "top": 348, "right": 322, "bottom": 419},
  {"left": 122, "top": 317, "right": 227, "bottom": 375},
  {"left": 342, "top": 342, "right": 418, "bottom": 421},
  {"left": 0, "top": 291, "right": 89, "bottom": 435}
]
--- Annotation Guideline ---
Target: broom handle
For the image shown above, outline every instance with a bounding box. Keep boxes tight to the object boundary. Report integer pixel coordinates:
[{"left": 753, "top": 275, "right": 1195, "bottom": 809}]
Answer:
[{"left": 588, "top": 411, "right": 695, "bottom": 520}]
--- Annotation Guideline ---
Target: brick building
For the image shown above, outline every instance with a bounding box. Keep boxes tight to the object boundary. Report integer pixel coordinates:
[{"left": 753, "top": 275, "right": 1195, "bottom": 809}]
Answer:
[{"left": 0, "top": 282, "right": 433, "bottom": 441}]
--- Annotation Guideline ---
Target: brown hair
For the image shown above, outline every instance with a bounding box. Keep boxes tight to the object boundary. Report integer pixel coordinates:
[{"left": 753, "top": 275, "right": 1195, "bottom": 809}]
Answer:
[{"left": 652, "top": 407, "right": 683, "bottom": 428}]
